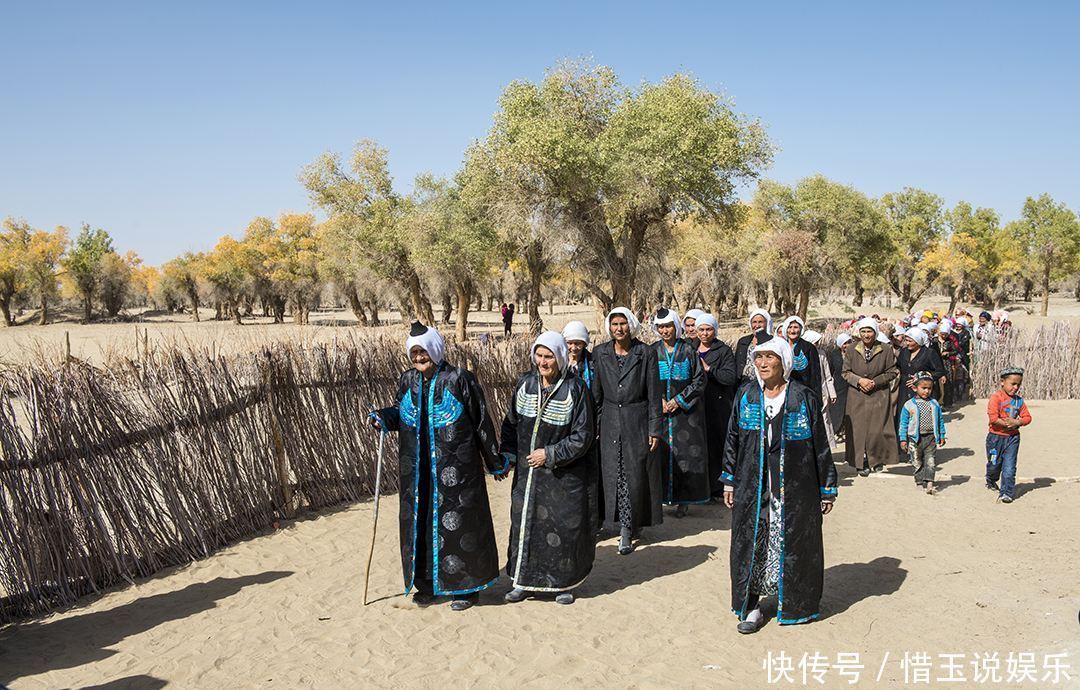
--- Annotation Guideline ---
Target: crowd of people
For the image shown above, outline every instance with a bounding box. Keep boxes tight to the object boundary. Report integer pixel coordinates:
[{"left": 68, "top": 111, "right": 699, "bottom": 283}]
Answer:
[{"left": 368, "top": 305, "right": 1032, "bottom": 635}]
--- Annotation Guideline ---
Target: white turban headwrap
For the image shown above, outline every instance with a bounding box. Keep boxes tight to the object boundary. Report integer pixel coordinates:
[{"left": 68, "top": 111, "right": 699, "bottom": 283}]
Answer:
[
  {"left": 532, "top": 331, "right": 568, "bottom": 372},
  {"left": 748, "top": 308, "right": 773, "bottom": 334},
  {"left": 562, "top": 320, "right": 590, "bottom": 344},
  {"left": 855, "top": 317, "right": 880, "bottom": 338},
  {"left": 405, "top": 322, "right": 446, "bottom": 366},
  {"left": 684, "top": 308, "right": 706, "bottom": 325},
  {"left": 906, "top": 328, "right": 929, "bottom": 347},
  {"left": 652, "top": 307, "right": 684, "bottom": 339},
  {"left": 751, "top": 337, "right": 794, "bottom": 384},
  {"left": 606, "top": 307, "right": 641, "bottom": 337},
  {"left": 835, "top": 333, "right": 853, "bottom": 348},
  {"left": 802, "top": 329, "right": 823, "bottom": 345},
  {"left": 695, "top": 313, "right": 719, "bottom": 334}
]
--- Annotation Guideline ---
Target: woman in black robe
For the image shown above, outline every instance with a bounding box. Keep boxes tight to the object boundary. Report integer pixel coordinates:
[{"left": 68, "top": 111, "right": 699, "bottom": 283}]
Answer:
[
  {"left": 895, "top": 327, "right": 946, "bottom": 430},
  {"left": 694, "top": 313, "right": 739, "bottom": 499},
  {"left": 721, "top": 338, "right": 837, "bottom": 633},
  {"left": 502, "top": 332, "right": 595, "bottom": 605},
  {"left": 592, "top": 307, "right": 662, "bottom": 555},
  {"left": 563, "top": 320, "right": 602, "bottom": 532},
  {"left": 780, "top": 316, "right": 823, "bottom": 401},
  {"left": 371, "top": 323, "right": 505, "bottom": 611},
  {"left": 734, "top": 308, "right": 774, "bottom": 382},
  {"left": 649, "top": 308, "right": 710, "bottom": 516},
  {"left": 828, "top": 334, "right": 852, "bottom": 438}
]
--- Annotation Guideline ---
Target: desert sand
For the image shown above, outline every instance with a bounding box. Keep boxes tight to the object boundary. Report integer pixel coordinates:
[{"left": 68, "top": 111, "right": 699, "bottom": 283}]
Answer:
[{"left": 1, "top": 394, "right": 1077, "bottom": 689}]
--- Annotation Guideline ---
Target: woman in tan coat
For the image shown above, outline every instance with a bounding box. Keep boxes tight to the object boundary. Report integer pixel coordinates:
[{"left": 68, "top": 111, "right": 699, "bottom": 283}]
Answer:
[{"left": 841, "top": 318, "right": 899, "bottom": 476}]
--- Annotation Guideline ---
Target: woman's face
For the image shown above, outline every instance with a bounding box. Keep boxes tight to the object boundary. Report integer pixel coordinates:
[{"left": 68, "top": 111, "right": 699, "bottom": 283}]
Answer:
[
  {"left": 786, "top": 321, "right": 802, "bottom": 342},
  {"left": 534, "top": 345, "right": 559, "bottom": 379},
  {"left": 658, "top": 322, "right": 677, "bottom": 342},
  {"left": 750, "top": 315, "right": 767, "bottom": 332},
  {"left": 410, "top": 347, "right": 435, "bottom": 378},
  {"left": 859, "top": 328, "right": 877, "bottom": 346},
  {"left": 904, "top": 335, "right": 920, "bottom": 351},
  {"left": 697, "top": 324, "right": 715, "bottom": 345},
  {"left": 840, "top": 342, "right": 850, "bottom": 355},
  {"left": 610, "top": 315, "right": 630, "bottom": 341},
  {"left": 566, "top": 339, "right": 586, "bottom": 358},
  {"left": 683, "top": 319, "right": 697, "bottom": 340},
  {"left": 754, "top": 351, "right": 784, "bottom": 384}
]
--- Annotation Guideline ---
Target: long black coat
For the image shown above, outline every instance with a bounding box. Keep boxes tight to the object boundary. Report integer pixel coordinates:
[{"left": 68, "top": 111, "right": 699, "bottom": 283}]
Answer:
[
  {"left": 501, "top": 372, "right": 595, "bottom": 591},
  {"left": 788, "top": 338, "right": 823, "bottom": 401},
  {"left": 649, "top": 339, "right": 710, "bottom": 504},
  {"left": 569, "top": 349, "right": 603, "bottom": 530},
  {"left": 697, "top": 339, "right": 738, "bottom": 494},
  {"left": 826, "top": 349, "right": 848, "bottom": 435},
  {"left": 376, "top": 363, "right": 503, "bottom": 596},
  {"left": 735, "top": 332, "right": 774, "bottom": 382},
  {"left": 722, "top": 380, "right": 837, "bottom": 624},
  {"left": 592, "top": 339, "right": 663, "bottom": 529}
]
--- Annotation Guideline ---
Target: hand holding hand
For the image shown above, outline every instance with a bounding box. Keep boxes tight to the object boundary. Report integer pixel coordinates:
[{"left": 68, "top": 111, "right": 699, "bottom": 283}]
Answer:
[
  {"left": 723, "top": 488, "right": 734, "bottom": 509},
  {"left": 821, "top": 501, "right": 834, "bottom": 515}
]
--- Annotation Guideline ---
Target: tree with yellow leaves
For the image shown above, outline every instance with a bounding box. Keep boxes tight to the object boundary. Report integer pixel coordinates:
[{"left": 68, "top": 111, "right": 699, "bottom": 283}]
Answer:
[
  {"left": 0, "top": 219, "right": 32, "bottom": 326},
  {"left": 24, "top": 224, "right": 70, "bottom": 324}
]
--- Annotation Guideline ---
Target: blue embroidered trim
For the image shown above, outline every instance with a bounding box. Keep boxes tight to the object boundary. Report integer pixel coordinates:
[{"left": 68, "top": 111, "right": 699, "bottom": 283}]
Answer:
[
  {"left": 792, "top": 350, "right": 809, "bottom": 372},
  {"left": 720, "top": 471, "right": 736, "bottom": 484},
  {"left": 491, "top": 453, "right": 513, "bottom": 476},
  {"left": 820, "top": 487, "right": 838, "bottom": 496},
  {"left": 430, "top": 389, "right": 463, "bottom": 429},
  {"left": 658, "top": 358, "right": 691, "bottom": 381},
  {"left": 436, "top": 575, "right": 499, "bottom": 597},
  {"left": 583, "top": 359, "right": 592, "bottom": 388},
  {"left": 778, "top": 405, "right": 788, "bottom": 622},
  {"left": 779, "top": 612, "right": 820, "bottom": 625},
  {"left": 675, "top": 393, "right": 691, "bottom": 411},
  {"left": 405, "top": 377, "right": 424, "bottom": 593},
  {"left": 399, "top": 391, "right": 419, "bottom": 428},
  {"left": 428, "top": 373, "right": 441, "bottom": 593},
  {"left": 783, "top": 401, "right": 812, "bottom": 441},
  {"left": 738, "top": 393, "right": 762, "bottom": 430},
  {"left": 739, "top": 393, "right": 766, "bottom": 621},
  {"left": 664, "top": 347, "right": 675, "bottom": 503}
]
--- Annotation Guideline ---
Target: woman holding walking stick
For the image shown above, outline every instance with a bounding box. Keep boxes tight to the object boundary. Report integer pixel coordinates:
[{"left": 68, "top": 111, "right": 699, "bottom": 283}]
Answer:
[{"left": 370, "top": 322, "right": 507, "bottom": 611}]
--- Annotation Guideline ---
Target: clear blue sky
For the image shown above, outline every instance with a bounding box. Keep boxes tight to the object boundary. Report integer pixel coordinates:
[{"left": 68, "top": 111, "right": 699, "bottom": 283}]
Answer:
[{"left": 2, "top": 1, "right": 1077, "bottom": 264}]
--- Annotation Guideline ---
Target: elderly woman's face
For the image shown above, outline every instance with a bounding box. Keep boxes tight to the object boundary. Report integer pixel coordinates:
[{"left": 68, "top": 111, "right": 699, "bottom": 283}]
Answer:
[
  {"left": 786, "top": 321, "right": 802, "bottom": 341},
  {"left": 696, "top": 324, "right": 715, "bottom": 344},
  {"left": 750, "top": 315, "right": 767, "bottom": 332},
  {"left": 534, "top": 345, "right": 559, "bottom": 378},
  {"left": 410, "top": 346, "right": 435, "bottom": 377},
  {"left": 754, "top": 351, "right": 784, "bottom": 383},
  {"left": 658, "top": 322, "right": 677, "bottom": 342},
  {"left": 566, "top": 339, "right": 586, "bottom": 358},
  {"left": 904, "top": 335, "right": 920, "bottom": 351},
  {"left": 859, "top": 328, "right": 877, "bottom": 345},
  {"left": 683, "top": 318, "right": 697, "bottom": 339}
]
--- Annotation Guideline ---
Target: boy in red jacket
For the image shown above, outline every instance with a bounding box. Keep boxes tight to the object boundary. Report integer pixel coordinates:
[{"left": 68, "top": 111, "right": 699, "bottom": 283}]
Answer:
[{"left": 985, "top": 367, "right": 1032, "bottom": 503}]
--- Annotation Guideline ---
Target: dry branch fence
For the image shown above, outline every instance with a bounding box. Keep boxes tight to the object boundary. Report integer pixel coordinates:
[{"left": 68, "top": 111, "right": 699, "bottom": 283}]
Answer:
[
  {"left": 0, "top": 335, "right": 528, "bottom": 624},
  {"left": 0, "top": 324, "right": 1075, "bottom": 623}
]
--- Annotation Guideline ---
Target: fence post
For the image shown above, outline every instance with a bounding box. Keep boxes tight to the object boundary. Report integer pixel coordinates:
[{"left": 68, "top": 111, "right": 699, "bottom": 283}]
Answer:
[
  {"left": 64, "top": 331, "right": 71, "bottom": 368},
  {"left": 263, "top": 360, "right": 296, "bottom": 519}
]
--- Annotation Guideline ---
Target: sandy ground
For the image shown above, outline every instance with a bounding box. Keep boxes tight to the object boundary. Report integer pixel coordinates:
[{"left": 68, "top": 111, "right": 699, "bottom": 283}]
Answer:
[
  {"left": 2, "top": 295, "right": 1078, "bottom": 368},
  {"left": 1, "top": 396, "right": 1077, "bottom": 689}
]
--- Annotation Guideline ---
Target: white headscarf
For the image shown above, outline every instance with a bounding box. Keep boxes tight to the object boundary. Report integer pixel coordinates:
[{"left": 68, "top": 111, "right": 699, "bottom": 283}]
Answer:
[
  {"left": 405, "top": 323, "right": 446, "bottom": 366},
  {"left": 748, "top": 308, "right": 773, "bottom": 334},
  {"left": 802, "top": 329, "right": 823, "bottom": 345},
  {"left": 606, "top": 307, "right": 641, "bottom": 337},
  {"left": 532, "top": 331, "right": 568, "bottom": 372},
  {"left": 835, "top": 333, "right": 853, "bottom": 348},
  {"left": 876, "top": 332, "right": 891, "bottom": 344},
  {"left": 893, "top": 326, "right": 908, "bottom": 338},
  {"left": 906, "top": 328, "right": 929, "bottom": 347},
  {"left": 752, "top": 337, "right": 794, "bottom": 384},
  {"left": 652, "top": 307, "right": 684, "bottom": 339},
  {"left": 684, "top": 308, "right": 706, "bottom": 325},
  {"left": 562, "top": 320, "right": 590, "bottom": 344},
  {"left": 940, "top": 320, "right": 953, "bottom": 335},
  {"left": 780, "top": 315, "right": 805, "bottom": 341},
  {"left": 956, "top": 316, "right": 969, "bottom": 328},
  {"left": 855, "top": 317, "right": 880, "bottom": 338},
  {"left": 695, "top": 313, "right": 719, "bottom": 334}
]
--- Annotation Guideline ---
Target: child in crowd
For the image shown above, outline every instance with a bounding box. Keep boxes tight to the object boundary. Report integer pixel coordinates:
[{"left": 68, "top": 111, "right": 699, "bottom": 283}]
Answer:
[
  {"left": 898, "top": 372, "right": 946, "bottom": 494},
  {"left": 985, "top": 367, "right": 1032, "bottom": 503}
]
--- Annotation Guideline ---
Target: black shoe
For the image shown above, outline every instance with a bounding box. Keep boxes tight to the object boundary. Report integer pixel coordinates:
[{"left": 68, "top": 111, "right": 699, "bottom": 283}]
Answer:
[
  {"left": 555, "top": 592, "right": 575, "bottom": 605},
  {"left": 858, "top": 468, "right": 871, "bottom": 477},
  {"left": 450, "top": 597, "right": 476, "bottom": 611},
  {"left": 986, "top": 480, "right": 999, "bottom": 491},
  {"left": 737, "top": 618, "right": 764, "bottom": 634},
  {"left": 412, "top": 592, "right": 435, "bottom": 606},
  {"left": 504, "top": 588, "right": 528, "bottom": 603},
  {"left": 871, "top": 464, "right": 884, "bottom": 473},
  {"left": 674, "top": 505, "right": 689, "bottom": 518}
]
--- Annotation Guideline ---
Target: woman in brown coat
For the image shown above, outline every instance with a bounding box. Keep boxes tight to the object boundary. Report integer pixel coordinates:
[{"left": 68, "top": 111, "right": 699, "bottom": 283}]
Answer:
[{"left": 841, "top": 318, "right": 899, "bottom": 476}]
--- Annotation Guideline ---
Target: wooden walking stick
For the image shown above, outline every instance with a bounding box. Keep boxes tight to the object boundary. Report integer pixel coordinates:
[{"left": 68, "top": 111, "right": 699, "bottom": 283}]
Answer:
[{"left": 363, "top": 428, "right": 386, "bottom": 606}]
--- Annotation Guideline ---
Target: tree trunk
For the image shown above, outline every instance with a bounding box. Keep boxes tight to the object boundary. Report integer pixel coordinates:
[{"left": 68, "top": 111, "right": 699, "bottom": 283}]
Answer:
[
  {"left": 82, "top": 293, "right": 93, "bottom": 323},
  {"left": 187, "top": 289, "right": 200, "bottom": 322},
  {"left": 853, "top": 274, "right": 865, "bottom": 307},
  {"left": 232, "top": 301, "right": 242, "bottom": 325},
  {"left": 368, "top": 299, "right": 381, "bottom": 326},
  {"left": 0, "top": 299, "right": 11, "bottom": 326},
  {"left": 455, "top": 284, "right": 470, "bottom": 342},
  {"left": 441, "top": 291, "right": 453, "bottom": 325},
  {"left": 38, "top": 294, "right": 48, "bottom": 326},
  {"left": 1041, "top": 266, "right": 1051, "bottom": 316},
  {"left": 1023, "top": 278, "right": 1033, "bottom": 302},
  {"left": 403, "top": 269, "right": 434, "bottom": 325},
  {"left": 345, "top": 285, "right": 368, "bottom": 325},
  {"left": 796, "top": 287, "right": 810, "bottom": 321}
]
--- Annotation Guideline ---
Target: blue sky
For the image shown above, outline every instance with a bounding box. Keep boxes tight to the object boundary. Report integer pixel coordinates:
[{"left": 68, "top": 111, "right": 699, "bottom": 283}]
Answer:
[{"left": 2, "top": 1, "right": 1077, "bottom": 264}]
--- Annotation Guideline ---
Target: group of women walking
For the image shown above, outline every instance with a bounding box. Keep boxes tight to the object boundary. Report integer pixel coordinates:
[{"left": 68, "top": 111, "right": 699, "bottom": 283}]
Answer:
[{"left": 371, "top": 307, "right": 839, "bottom": 634}]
